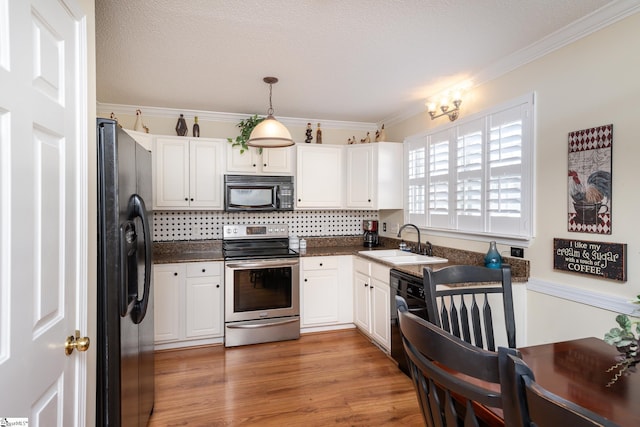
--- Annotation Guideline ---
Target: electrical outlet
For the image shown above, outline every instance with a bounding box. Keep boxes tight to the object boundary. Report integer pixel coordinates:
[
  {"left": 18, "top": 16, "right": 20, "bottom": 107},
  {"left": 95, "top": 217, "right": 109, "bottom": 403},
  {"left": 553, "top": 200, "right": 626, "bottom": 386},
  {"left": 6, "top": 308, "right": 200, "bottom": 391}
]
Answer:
[
  {"left": 395, "top": 224, "right": 400, "bottom": 234},
  {"left": 382, "top": 222, "right": 387, "bottom": 232},
  {"left": 510, "top": 247, "right": 524, "bottom": 258}
]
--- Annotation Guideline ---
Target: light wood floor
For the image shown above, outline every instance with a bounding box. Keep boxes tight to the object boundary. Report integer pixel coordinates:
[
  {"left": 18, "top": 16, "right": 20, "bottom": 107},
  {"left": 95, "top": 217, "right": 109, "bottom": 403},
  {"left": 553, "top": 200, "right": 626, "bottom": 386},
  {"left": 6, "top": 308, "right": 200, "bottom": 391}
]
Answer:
[{"left": 148, "top": 329, "right": 423, "bottom": 426}]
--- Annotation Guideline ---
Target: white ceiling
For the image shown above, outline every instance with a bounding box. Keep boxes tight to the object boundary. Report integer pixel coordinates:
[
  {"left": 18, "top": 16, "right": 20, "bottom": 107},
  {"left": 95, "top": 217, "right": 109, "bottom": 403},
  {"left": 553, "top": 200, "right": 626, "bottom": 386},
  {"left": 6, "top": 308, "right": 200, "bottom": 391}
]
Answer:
[{"left": 96, "top": 0, "right": 630, "bottom": 124}]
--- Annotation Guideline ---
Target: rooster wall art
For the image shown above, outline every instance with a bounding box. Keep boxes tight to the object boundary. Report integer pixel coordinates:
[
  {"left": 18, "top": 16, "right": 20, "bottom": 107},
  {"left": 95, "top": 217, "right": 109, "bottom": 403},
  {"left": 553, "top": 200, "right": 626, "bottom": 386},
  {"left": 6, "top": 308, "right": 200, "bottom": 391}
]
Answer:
[
  {"left": 568, "top": 170, "right": 611, "bottom": 205},
  {"left": 567, "top": 124, "right": 613, "bottom": 234}
]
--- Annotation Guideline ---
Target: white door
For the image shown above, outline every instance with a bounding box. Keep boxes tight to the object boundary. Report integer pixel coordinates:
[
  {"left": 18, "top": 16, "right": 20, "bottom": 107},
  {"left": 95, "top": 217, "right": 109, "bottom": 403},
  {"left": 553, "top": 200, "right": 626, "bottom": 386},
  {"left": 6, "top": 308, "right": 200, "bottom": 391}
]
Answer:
[{"left": 0, "top": 0, "right": 89, "bottom": 424}]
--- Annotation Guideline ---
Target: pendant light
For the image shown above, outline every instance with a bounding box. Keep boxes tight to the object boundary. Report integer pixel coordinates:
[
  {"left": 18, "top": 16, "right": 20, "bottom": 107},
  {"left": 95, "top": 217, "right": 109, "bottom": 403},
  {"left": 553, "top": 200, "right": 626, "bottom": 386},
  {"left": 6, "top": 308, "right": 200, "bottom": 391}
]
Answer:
[{"left": 247, "top": 77, "right": 295, "bottom": 148}]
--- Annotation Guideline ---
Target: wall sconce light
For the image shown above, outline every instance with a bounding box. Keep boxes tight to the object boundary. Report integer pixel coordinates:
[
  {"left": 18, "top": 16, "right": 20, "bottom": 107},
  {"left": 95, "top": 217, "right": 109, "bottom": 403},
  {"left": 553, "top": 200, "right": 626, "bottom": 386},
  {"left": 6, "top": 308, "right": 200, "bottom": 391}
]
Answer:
[{"left": 427, "top": 92, "right": 462, "bottom": 122}]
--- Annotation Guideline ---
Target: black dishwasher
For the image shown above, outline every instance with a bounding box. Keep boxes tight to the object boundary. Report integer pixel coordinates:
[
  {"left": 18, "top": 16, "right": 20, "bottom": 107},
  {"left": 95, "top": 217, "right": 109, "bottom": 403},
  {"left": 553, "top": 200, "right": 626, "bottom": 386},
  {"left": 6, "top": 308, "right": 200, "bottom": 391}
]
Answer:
[{"left": 390, "top": 269, "right": 428, "bottom": 376}]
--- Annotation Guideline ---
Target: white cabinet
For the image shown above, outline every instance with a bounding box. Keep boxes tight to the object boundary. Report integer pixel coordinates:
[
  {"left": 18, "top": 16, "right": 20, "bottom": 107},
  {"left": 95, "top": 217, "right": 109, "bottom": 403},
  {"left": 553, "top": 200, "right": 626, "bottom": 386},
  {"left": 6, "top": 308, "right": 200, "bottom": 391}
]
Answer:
[
  {"left": 154, "top": 264, "right": 182, "bottom": 342},
  {"left": 296, "top": 144, "right": 343, "bottom": 209},
  {"left": 154, "top": 261, "right": 224, "bottom": 349},
  {"left": 353, "top": 257, "right": 391, "bottom": 351},
  {"left": 153, "top": 137, "right": 224, "bottom": 210},
  {"left": 226, "top": 145, "right": 294, "bottom": 175},
  {"left": 300, "top": 255, "right": 353, "bottom": 330},
  {"left": 346, "top": 142, "right": 403, "bottom": 209}
]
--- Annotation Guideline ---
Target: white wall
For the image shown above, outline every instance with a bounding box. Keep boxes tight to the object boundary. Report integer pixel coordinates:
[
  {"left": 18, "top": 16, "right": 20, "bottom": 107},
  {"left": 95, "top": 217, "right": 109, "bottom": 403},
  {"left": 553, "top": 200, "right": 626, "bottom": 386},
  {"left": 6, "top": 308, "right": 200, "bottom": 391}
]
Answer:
[{"left": 386, "top": 13, "right": 640, "bottom": 345}]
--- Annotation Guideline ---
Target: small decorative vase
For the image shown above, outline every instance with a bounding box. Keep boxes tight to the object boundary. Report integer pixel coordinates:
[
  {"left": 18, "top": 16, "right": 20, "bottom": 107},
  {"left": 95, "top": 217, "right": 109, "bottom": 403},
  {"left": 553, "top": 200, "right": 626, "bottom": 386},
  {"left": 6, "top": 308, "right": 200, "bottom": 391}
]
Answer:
[
  {"left": 484, "top": 241, "right": 502, "bottom": 269},
  {"left": 193, "top": 116, "right": 200, "bottom": 137},
  {"left": 316, "top": 123, "right": 322, "bottom": 144},
  {"left": 305, "top": 123, "right": 312, "bottom": 143},
  {"left": 176, "top": 114, "right": 188, "bottom": 136}
]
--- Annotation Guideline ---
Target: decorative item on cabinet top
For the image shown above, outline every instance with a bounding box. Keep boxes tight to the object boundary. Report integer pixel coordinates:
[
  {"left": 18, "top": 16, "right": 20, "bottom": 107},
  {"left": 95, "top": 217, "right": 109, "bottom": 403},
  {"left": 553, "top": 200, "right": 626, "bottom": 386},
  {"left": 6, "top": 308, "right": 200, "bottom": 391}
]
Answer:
[
  {"left": 176, "top": 113, "right": 188, "bottom": 136},
  {"left": 227, "top": 114, "right": 265, "bottom": 154},
  {"left": 134, "top": 108, "right": 149, "bottom": 133}
]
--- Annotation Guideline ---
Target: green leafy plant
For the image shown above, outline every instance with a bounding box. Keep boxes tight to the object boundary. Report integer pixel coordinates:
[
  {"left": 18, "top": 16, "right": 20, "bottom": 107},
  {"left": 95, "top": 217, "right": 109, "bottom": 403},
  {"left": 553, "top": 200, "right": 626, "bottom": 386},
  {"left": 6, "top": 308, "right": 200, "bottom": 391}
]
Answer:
[
  {"left": 227, "top": 114, "right": 264, "bottom": 154},
  {"left": 603, "top": 295, "right": 640, "bottom": 386}
]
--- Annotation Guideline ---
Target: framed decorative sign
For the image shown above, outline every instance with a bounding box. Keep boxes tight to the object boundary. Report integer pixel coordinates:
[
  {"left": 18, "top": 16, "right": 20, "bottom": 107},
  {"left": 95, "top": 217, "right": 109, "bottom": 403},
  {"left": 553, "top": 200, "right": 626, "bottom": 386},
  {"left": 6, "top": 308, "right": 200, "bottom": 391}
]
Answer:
[
  {"left": 567, "top": 124, "right": 612, "bottom": 234},
  {"left": 553, "top": 238, "right": 626, "bottom": 281}
]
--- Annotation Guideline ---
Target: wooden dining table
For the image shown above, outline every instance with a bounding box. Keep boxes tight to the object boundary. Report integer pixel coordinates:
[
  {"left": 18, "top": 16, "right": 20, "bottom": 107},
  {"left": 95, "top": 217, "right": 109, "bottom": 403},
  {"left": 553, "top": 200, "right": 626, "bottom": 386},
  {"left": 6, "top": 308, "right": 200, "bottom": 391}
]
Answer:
[{"left": 519, "top": 337, "right": 640, "bottom": 427}]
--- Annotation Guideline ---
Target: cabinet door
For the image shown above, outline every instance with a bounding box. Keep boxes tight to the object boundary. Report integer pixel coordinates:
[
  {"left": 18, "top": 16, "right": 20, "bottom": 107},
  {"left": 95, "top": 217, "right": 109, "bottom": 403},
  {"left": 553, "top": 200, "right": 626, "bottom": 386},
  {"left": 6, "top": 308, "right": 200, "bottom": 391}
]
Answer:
[
  {"left": 353, "top": 271, "right": 371, "bottom": 332},
  {"left": 154, "top": 264, "right": 184, "bottom": 342},
  {"left": 226, "top": 145, "right": 260, "bottom": 173},
  {"left": 296, "top": 145, "right": 343, "bottom": 208},
  {"left": 185, "top": 275, "right": 223, "bottom": 338},
  {"left": 190, "top": 140, "right": 223, "bottom": 208},
  {"left": 371, "top": 277, "right": 391, "bottom": 351},
  {"left": 154, "top": 138, "right": 189, "bottom": 208},
  {"left": 346, "top": 145, "right": 374, "bottom": 208},
  {"left": 262, "top": 146, "right": 293, "bottom": 174},
  {"left": 301, "top": 268, "right": 339, "bottom": 326}
]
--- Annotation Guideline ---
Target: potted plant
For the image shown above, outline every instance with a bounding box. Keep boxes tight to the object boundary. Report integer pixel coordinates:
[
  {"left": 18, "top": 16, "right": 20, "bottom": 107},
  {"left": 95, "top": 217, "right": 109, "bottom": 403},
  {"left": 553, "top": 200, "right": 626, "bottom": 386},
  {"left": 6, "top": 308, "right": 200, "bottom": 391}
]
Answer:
[
  {"left": 603, "top": 295, "right": 640, "bottom": 386},
  {"left": 227, "top": 114, "right": 264, "bottom": 154}
]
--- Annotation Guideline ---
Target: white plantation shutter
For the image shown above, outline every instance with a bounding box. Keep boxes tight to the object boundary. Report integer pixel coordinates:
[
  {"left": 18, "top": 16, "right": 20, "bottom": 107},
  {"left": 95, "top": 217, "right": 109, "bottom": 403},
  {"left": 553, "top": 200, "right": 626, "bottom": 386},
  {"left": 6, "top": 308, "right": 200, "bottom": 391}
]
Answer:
[
  {"left": 455, "top": 119, "right": 484, "bottom": 232},
  {"left": 405, "top": 138, "right": 427, "bottom": 227},
  {"left": 429, "top": 129, "right": 453, "bottom": 229},
  {"left": 404, "top": 93, "right": 534, "bottom": 241}
]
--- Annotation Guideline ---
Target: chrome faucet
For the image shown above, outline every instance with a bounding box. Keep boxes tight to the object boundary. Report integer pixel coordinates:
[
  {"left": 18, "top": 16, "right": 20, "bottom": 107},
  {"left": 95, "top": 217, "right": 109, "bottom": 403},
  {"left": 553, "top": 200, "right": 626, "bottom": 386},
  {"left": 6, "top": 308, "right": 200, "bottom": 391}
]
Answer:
[{"left": 397, "top": 223, "right": 421, "bottom": 254}]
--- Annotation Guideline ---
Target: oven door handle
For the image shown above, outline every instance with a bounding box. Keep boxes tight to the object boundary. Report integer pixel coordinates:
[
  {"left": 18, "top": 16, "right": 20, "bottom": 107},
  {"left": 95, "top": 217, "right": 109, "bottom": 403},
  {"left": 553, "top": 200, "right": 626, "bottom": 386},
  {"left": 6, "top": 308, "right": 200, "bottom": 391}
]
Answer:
[
  {"left": 226, "top": 317, "right": 299, "bottom": 329},
  {"left": 225, "top": 258, "right": 300, "bottom": 269}
]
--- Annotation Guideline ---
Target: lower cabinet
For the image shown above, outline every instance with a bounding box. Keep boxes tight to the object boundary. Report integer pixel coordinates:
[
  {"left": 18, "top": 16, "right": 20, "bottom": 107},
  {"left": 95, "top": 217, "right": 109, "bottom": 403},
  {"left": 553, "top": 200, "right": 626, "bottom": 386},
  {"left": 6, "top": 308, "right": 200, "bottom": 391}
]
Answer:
[
  {"left": 300, "top": 255, "right": 353, "bottom": 330},
  {"left": 353, "top": 257, "right": 391, "bottom": 351},
  {"left": 154, "top": 261, "right": 224, "bottom": 349}
]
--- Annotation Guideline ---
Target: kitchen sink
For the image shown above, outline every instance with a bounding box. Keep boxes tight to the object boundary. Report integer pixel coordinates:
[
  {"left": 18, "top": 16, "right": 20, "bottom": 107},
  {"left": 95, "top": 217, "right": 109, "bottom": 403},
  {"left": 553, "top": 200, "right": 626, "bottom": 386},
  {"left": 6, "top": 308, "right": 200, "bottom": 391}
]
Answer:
[{"left": 358, "top": 249, "right": 448, "bottom": 265}]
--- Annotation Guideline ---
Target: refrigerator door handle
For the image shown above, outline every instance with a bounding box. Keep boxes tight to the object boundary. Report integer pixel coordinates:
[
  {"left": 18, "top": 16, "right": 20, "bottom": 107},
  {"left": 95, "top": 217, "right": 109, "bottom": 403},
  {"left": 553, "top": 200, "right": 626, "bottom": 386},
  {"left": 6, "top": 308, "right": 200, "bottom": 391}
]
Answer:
[
  {"left": 118, "top": 221, "right": 134, "bottom": 317},
  {"left": 127, "top": 194, "right": 152, "bottom": 325}
]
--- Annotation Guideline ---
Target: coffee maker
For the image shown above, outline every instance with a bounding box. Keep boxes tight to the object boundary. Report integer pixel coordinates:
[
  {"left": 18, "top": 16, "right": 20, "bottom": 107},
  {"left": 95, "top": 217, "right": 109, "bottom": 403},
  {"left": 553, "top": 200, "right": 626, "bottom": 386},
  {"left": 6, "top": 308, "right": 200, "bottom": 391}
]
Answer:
[{"left": 363, "top": 220, "right": 379, "bottom": 248}]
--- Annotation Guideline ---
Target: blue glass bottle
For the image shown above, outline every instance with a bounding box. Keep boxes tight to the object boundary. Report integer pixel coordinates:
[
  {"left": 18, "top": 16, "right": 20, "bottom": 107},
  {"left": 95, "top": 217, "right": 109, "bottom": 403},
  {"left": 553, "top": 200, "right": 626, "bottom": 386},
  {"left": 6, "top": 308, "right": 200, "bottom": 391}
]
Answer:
[{"left": 484, "top": 241, "right": 502, "bottom": 269}]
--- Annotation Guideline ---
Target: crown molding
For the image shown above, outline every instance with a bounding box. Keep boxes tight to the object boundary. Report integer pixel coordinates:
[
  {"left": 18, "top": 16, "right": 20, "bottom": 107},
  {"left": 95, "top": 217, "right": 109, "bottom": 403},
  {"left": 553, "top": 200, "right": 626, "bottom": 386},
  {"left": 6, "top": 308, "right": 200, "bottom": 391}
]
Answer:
[
  {"left": 383, "top": 1, "right": 640, "bottom": 127},
  {"left": 97, "top": 102, "right": 377, "bottom": 131}
]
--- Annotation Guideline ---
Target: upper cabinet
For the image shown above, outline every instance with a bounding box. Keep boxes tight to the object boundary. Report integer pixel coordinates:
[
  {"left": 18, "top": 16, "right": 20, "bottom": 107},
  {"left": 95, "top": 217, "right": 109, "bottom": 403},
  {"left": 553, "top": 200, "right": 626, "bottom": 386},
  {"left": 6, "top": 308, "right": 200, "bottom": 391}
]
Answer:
[
  {"left": 153, "top": 137, "right": 224, "bottom": 210},
  {"left": 296, "top": 144, "right": 343, "bottom": 209},
  {"left": 346, "top": 142, "right": 403, "bottom": 210},
  {"left": 226, "top": 145, "right": 294, "bottom": 175}
]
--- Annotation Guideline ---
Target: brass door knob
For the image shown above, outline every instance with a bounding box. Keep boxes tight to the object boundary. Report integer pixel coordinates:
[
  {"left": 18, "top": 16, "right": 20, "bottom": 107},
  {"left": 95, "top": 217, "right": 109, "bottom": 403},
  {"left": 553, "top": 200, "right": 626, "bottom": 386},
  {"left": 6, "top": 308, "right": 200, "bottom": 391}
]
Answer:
[{"left": 65, "top": 330, "right": 90, "bottom": 356}]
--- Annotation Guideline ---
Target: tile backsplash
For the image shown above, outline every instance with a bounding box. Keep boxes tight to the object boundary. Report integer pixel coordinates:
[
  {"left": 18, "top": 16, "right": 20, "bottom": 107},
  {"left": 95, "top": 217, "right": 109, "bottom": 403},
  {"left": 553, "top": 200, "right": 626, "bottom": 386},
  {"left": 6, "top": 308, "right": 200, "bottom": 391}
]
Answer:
[{"left": 153, "top": 210, "right": 379, "bottom": 241}]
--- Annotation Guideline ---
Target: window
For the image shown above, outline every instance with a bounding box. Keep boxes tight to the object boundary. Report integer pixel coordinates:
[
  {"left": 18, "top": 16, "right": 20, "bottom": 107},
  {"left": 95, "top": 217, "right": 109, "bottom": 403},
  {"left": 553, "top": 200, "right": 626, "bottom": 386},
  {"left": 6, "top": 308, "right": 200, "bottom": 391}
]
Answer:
[{"left": 404, "top": 93, "right": 534, "bottom": 241}]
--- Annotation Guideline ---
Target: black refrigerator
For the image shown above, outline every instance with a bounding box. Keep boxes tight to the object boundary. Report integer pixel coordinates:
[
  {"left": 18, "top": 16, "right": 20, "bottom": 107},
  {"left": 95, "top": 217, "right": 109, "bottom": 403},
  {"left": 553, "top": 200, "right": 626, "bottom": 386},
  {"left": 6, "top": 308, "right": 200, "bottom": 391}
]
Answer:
[{"left": 97, "top": 118, "right": 154, "bottom": 426}]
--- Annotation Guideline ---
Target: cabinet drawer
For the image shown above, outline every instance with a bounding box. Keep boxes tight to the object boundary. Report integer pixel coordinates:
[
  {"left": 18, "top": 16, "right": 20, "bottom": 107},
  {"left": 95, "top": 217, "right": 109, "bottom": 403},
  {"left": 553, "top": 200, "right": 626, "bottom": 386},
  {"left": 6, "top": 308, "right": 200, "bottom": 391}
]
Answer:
[
  {"left": 353, "top": 257, "right": 371, "bottom": 276},
  {"left": 302, "top": 256, "right": 339, "bottom": 271},
  {"left": 371, "top": 262, "right": 390, "bottom": 283},
  {"left": 186, "top": 262, "right": 222, "bottom": 277}
]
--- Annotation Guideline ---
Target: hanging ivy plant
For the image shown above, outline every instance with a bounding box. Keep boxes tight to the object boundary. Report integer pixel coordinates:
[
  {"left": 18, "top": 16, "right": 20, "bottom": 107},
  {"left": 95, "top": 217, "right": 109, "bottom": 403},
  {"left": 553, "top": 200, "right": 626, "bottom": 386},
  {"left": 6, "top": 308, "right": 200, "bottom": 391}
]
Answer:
[{"left": 227, "top": 114, "right": 265, "bottom": 154}]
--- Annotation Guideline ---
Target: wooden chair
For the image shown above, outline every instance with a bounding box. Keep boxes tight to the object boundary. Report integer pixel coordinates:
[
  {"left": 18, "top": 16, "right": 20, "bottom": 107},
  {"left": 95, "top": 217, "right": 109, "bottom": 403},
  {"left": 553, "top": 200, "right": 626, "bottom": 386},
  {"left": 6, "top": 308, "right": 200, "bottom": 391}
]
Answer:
[
  {"left": 499, "top": 351, "right": 620, "bottom": 427},
  {"left": 396, "top": 295, "right": 518, "bottom": 427},
  {"left": 423, "top": 265, "right": 516, "bottom": 351}
]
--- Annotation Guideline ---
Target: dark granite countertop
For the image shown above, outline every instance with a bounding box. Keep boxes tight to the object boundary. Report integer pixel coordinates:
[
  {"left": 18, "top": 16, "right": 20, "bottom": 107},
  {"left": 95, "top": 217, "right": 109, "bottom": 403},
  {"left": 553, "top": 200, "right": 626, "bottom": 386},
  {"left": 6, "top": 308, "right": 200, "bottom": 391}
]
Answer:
[
  {"left": 153, "top": 240, "right": 223, "bottom": 264},
  {"left": 153, "top": 236, "right": 529, "bottom": 282}
]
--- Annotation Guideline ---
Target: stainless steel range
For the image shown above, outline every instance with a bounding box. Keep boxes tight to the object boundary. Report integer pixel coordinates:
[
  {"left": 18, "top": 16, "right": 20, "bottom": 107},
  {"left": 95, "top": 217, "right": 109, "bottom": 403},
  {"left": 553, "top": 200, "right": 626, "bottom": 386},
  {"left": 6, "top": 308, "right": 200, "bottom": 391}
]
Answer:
[{"left": 223, "top": 224, "right": 300, "bottom": 347}]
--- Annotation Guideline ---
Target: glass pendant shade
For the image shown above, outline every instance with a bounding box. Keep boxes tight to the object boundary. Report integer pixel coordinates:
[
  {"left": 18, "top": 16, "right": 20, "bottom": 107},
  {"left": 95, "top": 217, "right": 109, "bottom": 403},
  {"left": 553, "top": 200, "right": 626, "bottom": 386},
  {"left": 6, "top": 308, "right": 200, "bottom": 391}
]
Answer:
[{"left": 247, "top": 114, "right": 294, "bottom": 148}]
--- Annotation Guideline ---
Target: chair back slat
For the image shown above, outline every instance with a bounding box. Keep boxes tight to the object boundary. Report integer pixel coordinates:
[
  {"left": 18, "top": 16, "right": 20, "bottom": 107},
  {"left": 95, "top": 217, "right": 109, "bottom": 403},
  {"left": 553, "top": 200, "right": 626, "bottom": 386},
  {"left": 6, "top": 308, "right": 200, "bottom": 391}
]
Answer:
[
  {"left": 470, "top": 294, "right": 484, "bottom": 348},
  {"left": 483, "top": 295, "right": 496, "bottom": 351},
  {"left": 458, "top": 297, "right": 472, "bottom": 345},
  {"left": 424, "top": 265, "right": 517, "bottom": 351}
]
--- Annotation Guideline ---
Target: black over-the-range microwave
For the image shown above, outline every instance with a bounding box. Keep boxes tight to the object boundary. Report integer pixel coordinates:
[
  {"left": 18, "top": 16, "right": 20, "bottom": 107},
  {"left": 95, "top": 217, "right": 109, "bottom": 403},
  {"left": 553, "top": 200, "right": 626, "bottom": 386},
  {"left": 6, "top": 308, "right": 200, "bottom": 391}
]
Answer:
[{"left": 224, "top": 174, "right": 294, "bottom": 212}]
